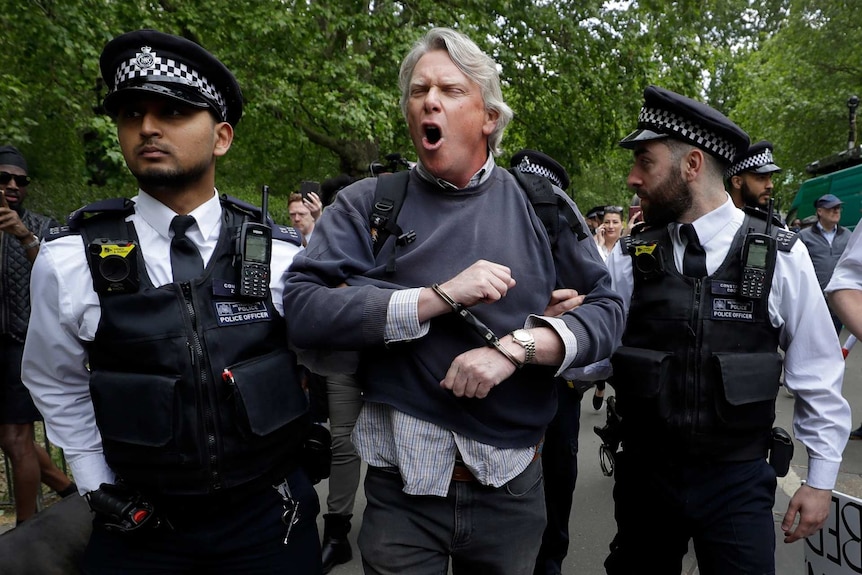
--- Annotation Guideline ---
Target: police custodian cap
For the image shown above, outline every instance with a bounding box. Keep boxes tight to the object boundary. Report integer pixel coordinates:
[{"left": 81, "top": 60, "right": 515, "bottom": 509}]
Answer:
[
  {"left": 100, "top": 29, "right": 243, "bottom": 126},
  {"left": 725, "top": 140, "right": 782, "bottom": 178},
  {"left": 620, "top": 85, "right": 749, "bottom": 164},
  {"left": 510, "top": 149, "right": 570, "bottom": 191}
]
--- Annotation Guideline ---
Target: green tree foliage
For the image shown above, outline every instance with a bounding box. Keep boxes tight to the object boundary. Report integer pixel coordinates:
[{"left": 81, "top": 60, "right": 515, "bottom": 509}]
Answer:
[
  {"left": 730, "top": 0, "right": 862, "bottom": 211},
  {"left": 5, "top": 0, "right": 851, "bottom": 223}
]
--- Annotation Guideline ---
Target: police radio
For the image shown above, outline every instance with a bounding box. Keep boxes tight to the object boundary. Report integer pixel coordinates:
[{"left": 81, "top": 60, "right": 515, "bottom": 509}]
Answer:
[
  {"left": 739, "top": 199, "right": 777, "bottom": 299},
  {"left": 236, "top": 185, "right": 272, "bottom": 299}
]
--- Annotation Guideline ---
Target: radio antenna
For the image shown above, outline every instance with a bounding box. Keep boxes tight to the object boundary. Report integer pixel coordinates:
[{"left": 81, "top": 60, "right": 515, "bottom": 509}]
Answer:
[
  {"left": 765, "top": 198, "right": 774, "bottom": 235},
  {"left": 260, "top": 185, "right": 270, "bottom": 225}
]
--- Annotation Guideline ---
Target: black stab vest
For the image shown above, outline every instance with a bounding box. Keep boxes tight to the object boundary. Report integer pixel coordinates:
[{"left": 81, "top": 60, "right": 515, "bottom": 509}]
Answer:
[
  {"left": 611, "top": 216, "right": 787, "bottom": 462},
  {"left": 77, "top": 198, "right": 308, "bottom": 495}
]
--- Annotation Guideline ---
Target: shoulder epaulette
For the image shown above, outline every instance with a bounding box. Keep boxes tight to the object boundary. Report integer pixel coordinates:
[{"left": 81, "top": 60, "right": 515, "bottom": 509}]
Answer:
[
  {"left": 44, "top": 224, "right": 77, "bottom": 241},
  {"left": 773, "top": 228, "right": 797, "bottom": 252},
  {"left": 271, "top": 224, "right": 302, "bottom": 247}
]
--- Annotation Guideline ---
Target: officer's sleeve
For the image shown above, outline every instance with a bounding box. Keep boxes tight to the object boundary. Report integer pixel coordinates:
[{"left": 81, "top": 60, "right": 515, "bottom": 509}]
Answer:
[
  {"left": 773, "top": 241, "right": 851, "bottom": 490},
  {"left": 22, "top": 238, "right": 115, "bottom": 493},
  {"left": 527, "top": 195, "right": 626, "bottom": 372},
  {"left": 826, "top": 219, "right": 862, "bottom": 294}
]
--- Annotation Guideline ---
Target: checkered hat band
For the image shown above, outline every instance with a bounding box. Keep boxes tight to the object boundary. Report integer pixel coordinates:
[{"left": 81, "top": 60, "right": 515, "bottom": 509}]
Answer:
[
  {"left": 516, "top": 157, "right": 563, "bottom": 189},
  {"left": 725, "top": 149, "right": 775, "bottom": 178},
  {"left": 638, "top": 106, "right": 737, "bottom": 162},
  {"left": 113, "top": 54, "right": 226, "bottom": 117}
]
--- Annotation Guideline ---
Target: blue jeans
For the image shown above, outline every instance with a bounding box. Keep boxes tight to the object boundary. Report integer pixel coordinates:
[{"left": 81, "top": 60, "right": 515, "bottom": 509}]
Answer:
[
  {"left": 359, "top": 459, "right": 546, "bottom": 575},
  {"left": 605, "top": 453, "right": 776, "bottom": 575},
  {"left": 82, "top": 468, "right": 321, "bottom": 574}
]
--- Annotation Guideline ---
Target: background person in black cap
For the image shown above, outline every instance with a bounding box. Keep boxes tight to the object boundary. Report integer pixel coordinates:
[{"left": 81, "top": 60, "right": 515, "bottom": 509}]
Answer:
[
  {"left": 604, "top": 85, "right": 850, "bottom": 574},
  {"left": 725, "top": 139, "right": 783, "bottom": 215},
  {"left": 0, "top": 145, "right": 77, "bottom": 526},
  {"left": 21, "top": 30, "right": 322, "bottom": 573},
  {"left": 799, "top": 193, "right": 851, "bottom": 334},
  {"left": 584, "top": 205, "right": 605, "bottom": 234}
]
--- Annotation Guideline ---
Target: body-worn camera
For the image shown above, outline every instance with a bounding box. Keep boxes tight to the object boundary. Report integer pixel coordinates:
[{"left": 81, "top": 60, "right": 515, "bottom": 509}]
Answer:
[{"left": 89, "top": 239, "right": 140, "bottom": 294}]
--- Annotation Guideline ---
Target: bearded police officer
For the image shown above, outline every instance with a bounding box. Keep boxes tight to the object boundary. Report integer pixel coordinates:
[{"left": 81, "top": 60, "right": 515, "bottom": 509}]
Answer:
[
  {"left": 604, "top": 86, "right": 850, "bottom": 574},
  {"left": 22, "top": 30, "right": 321, "bottom": 573},
  {"left": 726, "top": 139, "right": 783, "bottom": 213}
]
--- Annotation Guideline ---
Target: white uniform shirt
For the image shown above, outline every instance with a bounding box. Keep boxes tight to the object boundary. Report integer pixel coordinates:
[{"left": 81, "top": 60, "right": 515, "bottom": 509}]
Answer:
[
  {"left": 826, "top": 218, "right": 862, "bottom": 292},
  {"left": 22, "top": 190, "right": 301, "bottom": 493},
  {"left": 606, "top": 196, "right": 850, "bottom": 490}
]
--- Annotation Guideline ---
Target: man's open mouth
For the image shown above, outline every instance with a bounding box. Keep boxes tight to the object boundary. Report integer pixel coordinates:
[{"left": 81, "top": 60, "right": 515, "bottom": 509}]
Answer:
[{"left": 425, "top": 125, "right": 442, "bottom": 144}]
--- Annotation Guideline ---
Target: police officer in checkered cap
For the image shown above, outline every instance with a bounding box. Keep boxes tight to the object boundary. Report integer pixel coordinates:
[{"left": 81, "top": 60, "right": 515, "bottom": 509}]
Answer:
[
  {"left": 510, "top": 149, "right": 570, "bottom": 191},
  {"left": 22, "top": 30, "right": 322, "bottom": 573},
  {"left": 100, "top": 29, "right": 243, "bottom": 126},
  {"left": 604, "top": 85, "right": 850, "bottom": 574},
  {"left": 725, "top": 140, "right": 783, "bottom": 211}
]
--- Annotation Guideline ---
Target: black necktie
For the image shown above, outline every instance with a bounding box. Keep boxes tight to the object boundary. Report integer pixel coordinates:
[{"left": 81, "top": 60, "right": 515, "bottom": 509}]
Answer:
[
  {"left": 680, "top": 223, "right": 707, "bottom": 278},
  {"left": 170, "top": 215, "right": 203, "bottom": 282}
]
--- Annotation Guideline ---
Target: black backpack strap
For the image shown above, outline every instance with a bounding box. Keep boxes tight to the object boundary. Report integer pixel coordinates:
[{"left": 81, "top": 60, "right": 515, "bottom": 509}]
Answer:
[
  {"left": 370, "top": 171, "right": 413, "bottom": 273},
  {"left": 509, "top": 169, "right": 588, "bottom": 245}
]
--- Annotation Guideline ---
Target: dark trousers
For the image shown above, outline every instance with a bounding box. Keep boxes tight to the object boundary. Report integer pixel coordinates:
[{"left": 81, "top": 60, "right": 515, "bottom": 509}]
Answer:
[
  {"left": 605, "top": 452, "right": 777, "bottom": 575},
  {"left": 82, "top": 468, "right": 321, "bottom": 574},
  {"left": 359, "top": 459, "right": 546, "bottom": 575},
  {"left": 534, "top": 382, "right": 582, "bottom": 575}
]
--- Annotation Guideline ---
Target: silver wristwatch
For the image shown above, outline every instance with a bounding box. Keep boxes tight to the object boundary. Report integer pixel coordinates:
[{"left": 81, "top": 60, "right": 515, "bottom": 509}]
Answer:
[{"left": 510, "top": 329, "right": 536, "bottom": 365}]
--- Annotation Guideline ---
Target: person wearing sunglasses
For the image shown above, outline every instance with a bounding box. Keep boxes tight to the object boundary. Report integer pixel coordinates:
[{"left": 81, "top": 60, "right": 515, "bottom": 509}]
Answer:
[{"left": 0, "top": 145, "right": 77, "bottom": 526}]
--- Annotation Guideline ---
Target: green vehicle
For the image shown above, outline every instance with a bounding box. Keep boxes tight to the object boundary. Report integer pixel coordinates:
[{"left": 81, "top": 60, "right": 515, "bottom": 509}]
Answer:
[
  {"left": 787, "top": 97, "right": 862, "bottom": 230},
  {"left": 786, "top": 147, "right": 862, "bottom": 231}
]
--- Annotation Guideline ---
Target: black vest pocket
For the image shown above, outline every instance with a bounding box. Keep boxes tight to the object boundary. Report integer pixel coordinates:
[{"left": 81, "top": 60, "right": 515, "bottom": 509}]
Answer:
[
  {"left": 228, "top": 349, "right": 308, "bottom": 437},
  {"left": 711, "top": 352, "right": 781, "bottom": 430},
  {"left": 610, "top": 346, "right": 674, "bottom": 420},
  {"left": 90, "top": 371, "right": 176, "bottom": 447}
]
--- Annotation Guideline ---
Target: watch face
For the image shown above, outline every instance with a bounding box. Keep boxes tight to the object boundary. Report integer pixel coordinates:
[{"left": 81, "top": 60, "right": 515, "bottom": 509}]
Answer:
[{"left": 514, "top": 329, "right": 531, "bottom": 343}]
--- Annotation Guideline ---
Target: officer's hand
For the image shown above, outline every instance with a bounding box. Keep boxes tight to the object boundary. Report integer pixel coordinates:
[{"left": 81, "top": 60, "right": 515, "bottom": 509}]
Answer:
[
  {"left": 441, "top": 345, "right": 517, "bottom": 399},
  {"left": 439, "top": 260, "right": 515, "bottom": 308},
  {"left": 781, "top": 484, "right": 832, "bottom": 543},
  {"left": 544, "top": 288, "right": 583, "bottom": 317}
]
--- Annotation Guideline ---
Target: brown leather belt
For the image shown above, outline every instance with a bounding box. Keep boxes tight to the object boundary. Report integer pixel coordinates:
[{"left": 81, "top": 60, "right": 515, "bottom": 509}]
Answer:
[
  {"left": 452, "top": 463, "right": 477, "bottom": 483},
  {"left": 451, "top": 439, "right": 544, "bottom": 483}
]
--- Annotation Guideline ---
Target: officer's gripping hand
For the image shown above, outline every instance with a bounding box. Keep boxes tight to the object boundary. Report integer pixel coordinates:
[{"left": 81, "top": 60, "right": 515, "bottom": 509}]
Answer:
[
  {"left": 781, "top": 484, "right": 832, "bottom": 543},
  {"left": 544, "top": 288, "right": 583, "bottom": 317}
]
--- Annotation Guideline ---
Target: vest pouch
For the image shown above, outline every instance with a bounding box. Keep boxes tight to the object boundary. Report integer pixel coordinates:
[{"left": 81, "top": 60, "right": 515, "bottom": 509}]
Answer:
[
  {"left": 228, "top": 349, "right": 308, "bottom": 438},
  {"left": 90, "top": 371, "right": 179, "bottom": 464},
  {"left": 610, "top": 346, "right": 674, "bottom": 420},
  {"left": 711, "top": 352, "right": 781, "bottom": 431}
]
